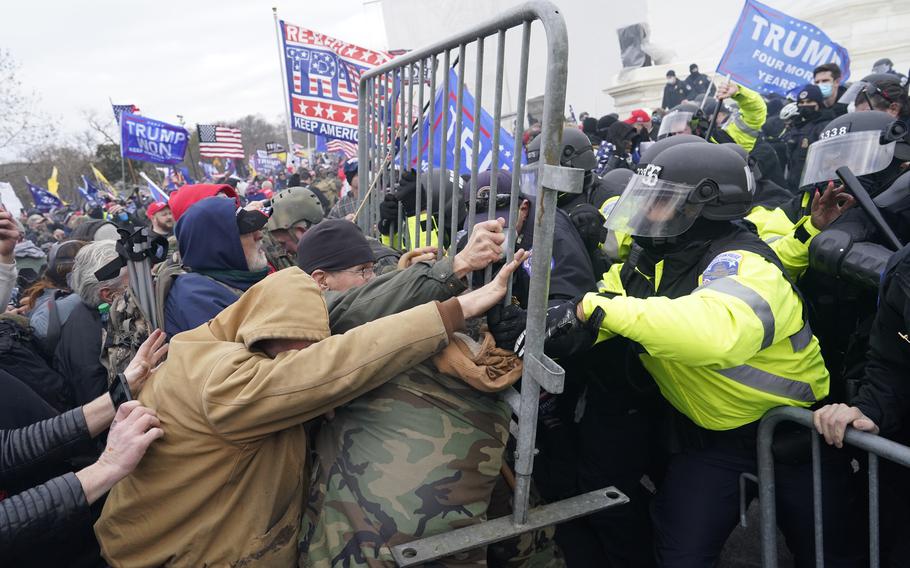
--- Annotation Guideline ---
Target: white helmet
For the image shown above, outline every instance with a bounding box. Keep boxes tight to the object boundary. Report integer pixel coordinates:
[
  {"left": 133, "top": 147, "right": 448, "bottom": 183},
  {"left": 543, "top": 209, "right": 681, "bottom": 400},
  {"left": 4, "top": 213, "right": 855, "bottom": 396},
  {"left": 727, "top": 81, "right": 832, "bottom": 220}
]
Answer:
[{"left": 779, "top": 102, "right": 799, "bottom": 121}]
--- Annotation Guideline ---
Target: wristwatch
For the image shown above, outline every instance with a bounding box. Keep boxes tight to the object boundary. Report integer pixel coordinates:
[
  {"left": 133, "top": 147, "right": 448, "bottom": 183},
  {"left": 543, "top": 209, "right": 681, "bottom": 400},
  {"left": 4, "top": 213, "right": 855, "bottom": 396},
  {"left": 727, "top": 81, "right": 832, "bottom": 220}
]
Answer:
[{"left": 109, "top": 372, "right": 133, "bottom": 410}]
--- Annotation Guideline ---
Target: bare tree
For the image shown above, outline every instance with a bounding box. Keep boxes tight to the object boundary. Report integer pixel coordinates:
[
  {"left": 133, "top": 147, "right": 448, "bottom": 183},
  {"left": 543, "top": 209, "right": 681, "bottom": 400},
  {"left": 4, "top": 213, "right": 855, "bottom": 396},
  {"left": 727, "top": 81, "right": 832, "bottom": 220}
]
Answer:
[{"left": 0, "top": 50, "right": 56, "bottom": 157}]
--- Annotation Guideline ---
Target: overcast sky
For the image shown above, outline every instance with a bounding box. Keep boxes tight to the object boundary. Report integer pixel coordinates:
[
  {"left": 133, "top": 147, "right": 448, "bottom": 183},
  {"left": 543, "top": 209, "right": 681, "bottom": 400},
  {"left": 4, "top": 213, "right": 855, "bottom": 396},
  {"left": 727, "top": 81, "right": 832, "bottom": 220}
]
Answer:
[{"left": 1, "top": 0, "right": 383, "bottom": 158}]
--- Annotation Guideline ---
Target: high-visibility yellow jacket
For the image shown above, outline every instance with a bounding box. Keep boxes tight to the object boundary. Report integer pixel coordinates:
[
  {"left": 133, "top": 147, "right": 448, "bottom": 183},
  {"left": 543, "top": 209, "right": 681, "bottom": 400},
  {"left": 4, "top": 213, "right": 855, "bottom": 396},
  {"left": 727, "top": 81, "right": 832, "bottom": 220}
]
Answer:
[
  {"left": 381, "top": 212, "right": 440, "bottom": 250},
  {"left": 711, "top": 85, "right": 767, "bottom": 153},
  {"left": 746, "top": 192, "right": 817, "bottom": 280},
  {"left": 581, "top": 233, "right": 829, "bottom": 431}
]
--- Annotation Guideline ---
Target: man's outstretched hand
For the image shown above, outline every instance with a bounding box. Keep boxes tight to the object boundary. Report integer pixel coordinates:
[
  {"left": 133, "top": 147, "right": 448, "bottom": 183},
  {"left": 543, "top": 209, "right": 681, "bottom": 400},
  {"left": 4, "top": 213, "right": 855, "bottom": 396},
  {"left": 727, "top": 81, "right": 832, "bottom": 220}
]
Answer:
[
  {"left": 457, "top": 249, "right": 528, "bottom": 319},
  {"left": 453, "top": 218, "right": 506, "bottom": 278}
]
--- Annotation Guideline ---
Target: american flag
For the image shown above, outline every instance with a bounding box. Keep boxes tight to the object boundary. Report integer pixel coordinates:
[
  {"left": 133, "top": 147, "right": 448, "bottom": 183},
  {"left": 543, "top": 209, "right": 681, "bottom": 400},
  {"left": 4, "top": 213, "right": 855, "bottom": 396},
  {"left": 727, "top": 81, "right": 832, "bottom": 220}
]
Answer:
[
  {"left": 198, "top": 125, "right": 245, "bottom": 159},
  {"left": 112, "top": 103, "right": 139, "bottom": 123},
  {"left": 327, "top": 138, "right": 357, "bottom": 159}
]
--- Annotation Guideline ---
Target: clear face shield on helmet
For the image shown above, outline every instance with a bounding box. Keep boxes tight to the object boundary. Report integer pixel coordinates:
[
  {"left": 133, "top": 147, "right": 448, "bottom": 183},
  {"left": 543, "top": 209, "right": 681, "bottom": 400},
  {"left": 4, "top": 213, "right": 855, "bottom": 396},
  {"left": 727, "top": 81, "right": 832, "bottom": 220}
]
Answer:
[
  {"left": 657, "top": 110, "right": 694, "bottom": 138},
  {"left": 604, "top": 172, "right": 710, "bottom": 238},
  {"left": 799, "top": 130, "right": 897, "bottom": 187}
]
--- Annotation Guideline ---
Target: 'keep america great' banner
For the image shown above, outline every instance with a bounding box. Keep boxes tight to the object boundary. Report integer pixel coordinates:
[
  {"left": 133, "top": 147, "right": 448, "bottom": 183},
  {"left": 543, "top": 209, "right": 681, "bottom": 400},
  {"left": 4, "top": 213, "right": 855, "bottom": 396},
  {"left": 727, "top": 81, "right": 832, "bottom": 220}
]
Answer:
[{"left": 280, "top": 22, "right": 392, "bottom": 143}]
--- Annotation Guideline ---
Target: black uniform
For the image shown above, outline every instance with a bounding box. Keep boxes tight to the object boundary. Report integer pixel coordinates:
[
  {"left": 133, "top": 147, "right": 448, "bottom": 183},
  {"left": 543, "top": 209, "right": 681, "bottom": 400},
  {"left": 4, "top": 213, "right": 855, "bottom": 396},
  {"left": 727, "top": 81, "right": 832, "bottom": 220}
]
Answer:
[
  {"left": 784, "top": 109, "right": 832, "bottom": 190},
  {"left": 684, "top": 71, "right": 711, "bottom": 97},
  {"left": 662, "top": 81, "right": 688, "bottom": 110}
]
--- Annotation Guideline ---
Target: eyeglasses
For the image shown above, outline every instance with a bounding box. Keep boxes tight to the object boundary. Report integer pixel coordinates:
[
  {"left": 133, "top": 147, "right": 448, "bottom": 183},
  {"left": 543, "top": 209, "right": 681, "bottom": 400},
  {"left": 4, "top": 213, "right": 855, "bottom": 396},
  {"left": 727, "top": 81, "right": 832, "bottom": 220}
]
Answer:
[{"left": 334, "top": 265, "right": 375, "bottom": 280}]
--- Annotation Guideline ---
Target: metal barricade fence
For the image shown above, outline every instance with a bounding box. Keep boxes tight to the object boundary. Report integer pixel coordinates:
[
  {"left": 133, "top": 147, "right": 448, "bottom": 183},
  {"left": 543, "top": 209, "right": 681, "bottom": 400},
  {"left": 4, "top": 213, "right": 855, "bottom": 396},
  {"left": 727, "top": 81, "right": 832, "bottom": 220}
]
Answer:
[
  {"left": 355, "top": 2, "right": 628, "bottom": 565},
  {"left": 757, "top": 406, "right": 910, "bottom": 568}
]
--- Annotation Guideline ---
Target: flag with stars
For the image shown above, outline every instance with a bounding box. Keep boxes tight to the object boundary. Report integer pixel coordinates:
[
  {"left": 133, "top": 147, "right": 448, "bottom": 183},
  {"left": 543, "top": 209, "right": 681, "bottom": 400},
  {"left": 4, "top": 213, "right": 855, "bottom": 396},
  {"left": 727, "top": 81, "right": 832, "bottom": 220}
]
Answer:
[
  {"left": 409, "top": 68, "right": 523, "bottom": 176},
  {"left": 280, "top": 21, "right": 394, "bottom": 143},
  {"left": 112, "top": 103, "right": 140, "bottom": 124},
  {"left": 716, "top": 0, "right": 850, "bottom": 96}
]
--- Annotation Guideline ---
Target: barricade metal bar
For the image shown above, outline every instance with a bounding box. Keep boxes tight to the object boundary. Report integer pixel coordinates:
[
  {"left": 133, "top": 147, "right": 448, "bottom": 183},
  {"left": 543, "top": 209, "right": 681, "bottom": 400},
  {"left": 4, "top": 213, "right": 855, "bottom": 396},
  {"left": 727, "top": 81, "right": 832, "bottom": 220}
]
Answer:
[
  {"left": 378, "top": 73, "right": 388, "bottom": 237},
  {"left": 466, "top": 36, "right": 484, "bottom": 268},
  {"left": 437, "top": 49, "right": 451, "bottom": 257},
  {"left": 356, "top": 78, "right": 370, "bottom": 234},
  {"left": 739, "top": 472, "right": 758, "bottom": 528},
  {"left": 484, "top": 29, "right": 506, "bottom": 285},
  {"left": 869, "top": 453, "right": 880, "bottom": 568},
  {"left": 425, "top": 55, "right": 437, "bottom": 247},
  {"left": 758, "top": 406, "right": 910, "bottom": 568},
  {"left": 390, "top": 487, "right": 630, "bottom": 567},
  {"left": 414, "top": 58, "right": 425, "bottom": 247},
  {"left": 504, "top": 21, "right": 531, "bottom": 304},
  {"left": 449, "top": 44, "right": 466, "bottom": 252},
  {"left": 811, "top": 431, "right": 824, "bottom": 568}
]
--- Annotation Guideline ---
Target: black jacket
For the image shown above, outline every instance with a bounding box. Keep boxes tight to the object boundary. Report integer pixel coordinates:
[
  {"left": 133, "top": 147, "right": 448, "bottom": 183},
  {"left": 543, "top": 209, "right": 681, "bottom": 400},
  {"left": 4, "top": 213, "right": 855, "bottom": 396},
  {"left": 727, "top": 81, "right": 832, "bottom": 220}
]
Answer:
[
  {"left": 684, "top": 72, "right": 710, "bottom": 97},
  {"left": 784, "top": 111, "right": 832, "bottom": 190},
  {"left": 53, "top": 301, "right": 107, "bottom": 408},
  {"left": 662, "top": 82, "right": 688, "bottom": 110},
  {"left": 852, "top": 245, "right": 910, "bottom": 435},
  {"left": 0, "top": 406, "right": 93, "bottom": 556}
]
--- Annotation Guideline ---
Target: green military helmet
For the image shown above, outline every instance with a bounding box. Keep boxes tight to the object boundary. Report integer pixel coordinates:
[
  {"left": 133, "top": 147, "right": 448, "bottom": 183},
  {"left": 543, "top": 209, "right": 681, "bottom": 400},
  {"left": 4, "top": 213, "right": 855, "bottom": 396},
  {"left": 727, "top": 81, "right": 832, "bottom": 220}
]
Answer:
[{"left": 266, "top": 186, "right": 325, "bottom": 232}]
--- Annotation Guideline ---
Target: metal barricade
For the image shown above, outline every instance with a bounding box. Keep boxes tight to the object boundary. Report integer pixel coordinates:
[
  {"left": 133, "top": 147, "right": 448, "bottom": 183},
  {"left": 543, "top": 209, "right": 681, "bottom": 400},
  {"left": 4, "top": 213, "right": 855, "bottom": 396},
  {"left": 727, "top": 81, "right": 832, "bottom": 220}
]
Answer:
[
  {"left": 757, "top": 406, "right": 910, "bottom": 568},
  {"left": 355, "top": 2, "right": 628, "bottom": 565}
]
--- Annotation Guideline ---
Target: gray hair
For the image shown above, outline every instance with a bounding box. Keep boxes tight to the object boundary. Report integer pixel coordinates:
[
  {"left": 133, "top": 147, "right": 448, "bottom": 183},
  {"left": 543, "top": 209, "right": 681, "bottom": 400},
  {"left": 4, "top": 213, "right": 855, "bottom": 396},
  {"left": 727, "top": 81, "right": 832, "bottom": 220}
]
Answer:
[{"left": 71, "top": 240, "right": 123, "bottom": 307}]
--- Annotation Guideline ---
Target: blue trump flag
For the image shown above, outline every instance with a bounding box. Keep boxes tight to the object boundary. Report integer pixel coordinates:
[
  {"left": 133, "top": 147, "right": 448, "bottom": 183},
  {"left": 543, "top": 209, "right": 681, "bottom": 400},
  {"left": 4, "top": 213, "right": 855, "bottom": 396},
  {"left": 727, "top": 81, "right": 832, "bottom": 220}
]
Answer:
[
  {"left": 409, "top": 69, "right": 523, "bottom": 175},
  {"left": 121, "top": 113, "right": 189, "bottom": 165},
  {"left": 717, "top": 0, "right": 850, "bottom": 96},
  {"left": 26, "top": 180, "right": 63, "bottom": 212},
  {"left": 79, "top": 175, "right": 102, "bottom": 206}
]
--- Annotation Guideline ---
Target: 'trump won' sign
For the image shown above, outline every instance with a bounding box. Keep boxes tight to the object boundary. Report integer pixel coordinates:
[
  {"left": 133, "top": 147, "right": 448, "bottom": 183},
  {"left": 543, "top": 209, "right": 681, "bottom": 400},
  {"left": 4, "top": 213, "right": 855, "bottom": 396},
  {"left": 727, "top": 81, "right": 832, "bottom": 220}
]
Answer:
[
  {"left": 121, "top": 113, "right": 189, "bottom": 165},
  {"left": 717, "top": 0, "right": 850, "bottom": 96}
]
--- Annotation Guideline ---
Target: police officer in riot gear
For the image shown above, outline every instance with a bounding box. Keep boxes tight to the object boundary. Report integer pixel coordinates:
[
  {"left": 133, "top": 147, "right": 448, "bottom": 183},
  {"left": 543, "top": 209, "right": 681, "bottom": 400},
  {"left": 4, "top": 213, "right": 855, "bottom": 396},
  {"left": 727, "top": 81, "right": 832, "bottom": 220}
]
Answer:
[
  {"left": 567, "top": 142, "right": 851, "bottom": 566},
  {"left": 378, "top": 169, "right": 466, "bottom": 250},
  {"left": 525, "top": 127, "right": 614, "bottom": 259},
  {"left": 795, "top": 111, "right": 910, "bottom": 396},
  {"left": 784, "top": 84, "right": 834, "bottom": 191}
]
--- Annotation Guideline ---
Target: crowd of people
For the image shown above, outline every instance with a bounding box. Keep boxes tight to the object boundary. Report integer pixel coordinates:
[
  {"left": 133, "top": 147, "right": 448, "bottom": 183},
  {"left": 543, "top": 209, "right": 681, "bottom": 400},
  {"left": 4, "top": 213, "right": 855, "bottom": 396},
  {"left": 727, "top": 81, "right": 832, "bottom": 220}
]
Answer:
[{"left": 2, "top": 52, "right": 910, "bottom": 568}]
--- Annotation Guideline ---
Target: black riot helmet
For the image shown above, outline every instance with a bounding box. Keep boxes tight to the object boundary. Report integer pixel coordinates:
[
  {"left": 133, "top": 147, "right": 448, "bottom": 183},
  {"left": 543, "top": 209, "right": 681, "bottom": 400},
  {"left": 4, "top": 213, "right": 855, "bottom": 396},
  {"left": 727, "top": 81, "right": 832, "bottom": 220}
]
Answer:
[
  {"left": 604, "top": 143, "right": 754, "bottom": 238},
  {"left": 526, "top": 126, "right": 598, "bottom": 204},
  {"left": 799, "top": 110, "right": 910, "bottom": 194},
  {"left": 526, "top": 126, "right": 598, "bottom": 172},
  {"left": 656, "top": 102, "right": 714, "bottom": 139},
  {"left": 637, "top": 133, "right": 708, "bottom": 168}
]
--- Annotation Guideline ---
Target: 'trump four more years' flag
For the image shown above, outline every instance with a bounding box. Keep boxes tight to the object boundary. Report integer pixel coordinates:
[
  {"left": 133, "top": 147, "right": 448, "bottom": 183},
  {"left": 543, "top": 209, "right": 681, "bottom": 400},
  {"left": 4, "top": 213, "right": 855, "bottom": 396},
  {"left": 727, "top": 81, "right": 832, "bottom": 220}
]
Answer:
[
  {"left": 717, "top": 0, "right": 850, "bottom": 96},
  {"left": 411, "top": 69, "right": 523, "bottom": 175},
  {"left": 26, "top": 180, "right": 63, "bottom": 212},
  {"left": 280, "top": 22, "right": 392, "bottom": 143},
  {"left": 198, "top": 125, "right": 245, "bottom": 159},
  {"left": 121, "top": 113, "right": 189, "bottom": 165}
]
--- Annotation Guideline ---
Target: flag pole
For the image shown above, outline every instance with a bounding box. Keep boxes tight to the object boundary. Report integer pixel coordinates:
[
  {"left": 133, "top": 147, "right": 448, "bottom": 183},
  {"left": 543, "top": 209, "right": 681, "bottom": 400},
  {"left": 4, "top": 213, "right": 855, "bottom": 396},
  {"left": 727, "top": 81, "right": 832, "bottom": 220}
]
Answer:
[
  {"left": 177, "top": 115, "right": 201, "bottom": 181},
  {"left": 272, "top": 7, "right": 297, "bottom": 172},
  {"left": 109, "top": 96, "right": 128, "bottom": 194}
]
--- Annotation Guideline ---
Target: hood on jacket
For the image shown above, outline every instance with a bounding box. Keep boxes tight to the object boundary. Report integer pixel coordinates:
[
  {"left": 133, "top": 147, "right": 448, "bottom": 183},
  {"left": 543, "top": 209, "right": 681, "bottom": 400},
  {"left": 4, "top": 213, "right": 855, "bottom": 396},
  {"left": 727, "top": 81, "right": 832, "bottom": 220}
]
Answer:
[
  {"left": 207, "top": 266, "right": 331, "bottom": 348},
  {"left": 175, "top": 196, "right": 248, "bottom": 271}
]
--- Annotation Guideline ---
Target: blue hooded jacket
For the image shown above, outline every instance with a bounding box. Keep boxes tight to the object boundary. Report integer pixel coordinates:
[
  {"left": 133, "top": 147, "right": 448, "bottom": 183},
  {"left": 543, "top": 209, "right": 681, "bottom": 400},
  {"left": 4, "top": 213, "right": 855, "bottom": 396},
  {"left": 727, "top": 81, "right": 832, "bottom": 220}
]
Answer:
[{"left": 164, "top": 197, "right": 267, "bottom": 336}]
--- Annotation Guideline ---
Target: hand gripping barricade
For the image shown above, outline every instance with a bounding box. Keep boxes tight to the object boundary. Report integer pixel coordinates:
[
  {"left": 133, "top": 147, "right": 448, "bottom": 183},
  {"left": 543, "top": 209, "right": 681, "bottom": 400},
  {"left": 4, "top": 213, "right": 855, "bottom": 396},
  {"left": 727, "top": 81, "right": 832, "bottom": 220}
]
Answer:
[
  {"left": 757, "top": 407, "right": 910, "bottom": 567},
  {"left": 355, "top": 2, "right": 628, "bottom": 565}
]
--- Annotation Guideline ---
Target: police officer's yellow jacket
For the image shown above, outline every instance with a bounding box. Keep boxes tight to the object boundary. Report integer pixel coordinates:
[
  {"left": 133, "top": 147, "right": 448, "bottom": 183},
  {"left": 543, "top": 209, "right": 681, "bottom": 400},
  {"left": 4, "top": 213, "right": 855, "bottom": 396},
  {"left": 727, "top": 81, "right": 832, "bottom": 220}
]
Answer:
[
  {"left": 581, "top": 229, "right": 829, "bottom": 431},
  {"left": 381, "top": 212, "right": 440, "bottom": 251}
]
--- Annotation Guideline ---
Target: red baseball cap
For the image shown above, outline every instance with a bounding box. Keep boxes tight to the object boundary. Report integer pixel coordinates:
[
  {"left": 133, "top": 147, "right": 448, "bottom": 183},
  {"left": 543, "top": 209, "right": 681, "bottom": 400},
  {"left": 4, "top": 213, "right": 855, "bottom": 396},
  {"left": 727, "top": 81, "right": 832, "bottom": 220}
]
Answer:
[
  {"left": 168, "top": 184, "right": 240, "bottom": 221},
  {"left": 146, "top": 201, "right": 169, "bottom": 219},
  {"left": 624, "top": 109, "right": 651, "bottom": 124}
]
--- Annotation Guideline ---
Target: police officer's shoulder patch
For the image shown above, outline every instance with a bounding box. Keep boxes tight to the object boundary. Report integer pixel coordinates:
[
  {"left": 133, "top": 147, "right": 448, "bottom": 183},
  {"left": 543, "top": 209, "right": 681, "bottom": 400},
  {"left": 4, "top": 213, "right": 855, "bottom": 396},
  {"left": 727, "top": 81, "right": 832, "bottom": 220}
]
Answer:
[{"left": 702, "top": 252, "right": 743, "bottom": 284}]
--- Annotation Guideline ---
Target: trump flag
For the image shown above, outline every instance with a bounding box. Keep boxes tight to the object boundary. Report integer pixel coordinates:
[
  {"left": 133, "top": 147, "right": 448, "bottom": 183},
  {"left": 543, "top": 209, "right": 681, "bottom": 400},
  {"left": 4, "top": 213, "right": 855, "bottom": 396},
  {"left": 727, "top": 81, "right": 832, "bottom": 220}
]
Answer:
[
  {"left": 717, "top": 0, "right": 850, "bottom": 96},
  {"left": 280, "top": 22, "right": 393, "bottom": 143}
]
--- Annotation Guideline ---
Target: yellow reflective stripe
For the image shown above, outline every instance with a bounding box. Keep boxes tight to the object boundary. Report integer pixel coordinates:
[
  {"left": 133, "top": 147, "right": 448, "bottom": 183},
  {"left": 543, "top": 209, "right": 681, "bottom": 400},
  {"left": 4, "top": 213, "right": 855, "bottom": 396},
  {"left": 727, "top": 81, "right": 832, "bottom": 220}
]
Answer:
[
  {"left": 717, "top": 365, "right": 817, "bottom": 403},
  {"left": 697, "top": 277, "right": 775, "bottom": 350}
]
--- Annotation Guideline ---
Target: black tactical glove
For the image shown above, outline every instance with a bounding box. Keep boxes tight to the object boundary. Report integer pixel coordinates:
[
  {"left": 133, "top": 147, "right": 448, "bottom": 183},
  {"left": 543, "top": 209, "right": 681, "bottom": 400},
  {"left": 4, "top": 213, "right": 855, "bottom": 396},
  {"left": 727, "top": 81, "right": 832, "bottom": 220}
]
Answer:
[
  {"left": 514, "top": 300, "right": 605, "bottom": 359},
  {"left": 378, "top": 194, "right": 400, "bottom": 236},
  {"left": 486, "top": 304, "right": 527, "bottom": 352},
  {"left": 394, "top": 168, "right": 419, "bottom": 216},
  {"left": 568, "top": 203, "right": 607, "bottom": 254}
]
